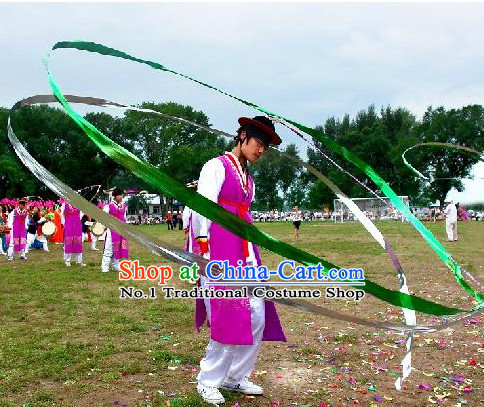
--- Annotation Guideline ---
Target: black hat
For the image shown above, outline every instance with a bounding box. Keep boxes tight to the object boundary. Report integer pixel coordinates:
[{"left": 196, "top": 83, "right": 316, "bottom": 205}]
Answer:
[
  {"left": 238, "top": 116, "right": 281, "bottom": 146},
  {"left": 18, "top": 197, "right": 28, "bottom": 204},
  {"left": 112, "top": 188, "right": 124, "bottom": 197}
]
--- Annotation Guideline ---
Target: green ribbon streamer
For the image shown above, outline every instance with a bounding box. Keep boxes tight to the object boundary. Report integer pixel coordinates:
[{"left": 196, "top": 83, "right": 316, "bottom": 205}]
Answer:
[
  {"left": 44, "top": 40, "right": 483, "bottom": 314},
  {"left": 402, "top": 142, "right": 484, "bottom": 180}
]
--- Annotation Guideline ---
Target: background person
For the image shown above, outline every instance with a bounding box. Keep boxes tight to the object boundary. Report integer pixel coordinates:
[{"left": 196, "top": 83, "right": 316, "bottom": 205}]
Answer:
[
  {"left": 61, "top": 201, "right": 85, "bottom": 267},
  {"left": 101, "top": 188, "right": 129, "bottom": 273},
  {"left": 7, "top": 198, "right": 28, "bottom": 261},
  {"left": 292, "top": 205, "right": 302, "bottom": 240},
  {"left": 444, "top": 200, "right": 458, "bottom": 241}
]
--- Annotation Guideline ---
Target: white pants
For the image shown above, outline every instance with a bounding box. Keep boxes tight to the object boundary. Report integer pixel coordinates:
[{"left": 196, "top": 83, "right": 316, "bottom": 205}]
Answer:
[
  {"left": 446, "top": 221, "right": 458, "bottom": 241},
  {"left": 83, "top": 232, "right": 98, "bottom": 249},
  {"left": 7, "top": 245, "right": 26, "bottom": 259},
  {"left": 64, "top": 252, "right": 83, "bottom": 264},
  {"left": 37, "top": 234, "right": 49, "bottom": 251},
  {"left": 197, "top": 277, "right": 265, "bottom": 388},
  {"left": 101, "top": 230, "right": 121, "bottom": 272},
  {"left": 26, "top": 232, "right": 36, "bottom": 253}
]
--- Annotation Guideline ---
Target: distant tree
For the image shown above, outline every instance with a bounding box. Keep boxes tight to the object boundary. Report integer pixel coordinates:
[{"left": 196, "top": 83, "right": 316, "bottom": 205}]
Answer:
[
  {"left": 250, "top": 148, "right": 282, "bottom": 210},
  {"left": 251, "top": 143, "right": 303, "bottom": 210},
  {"left": 1, "top": 102, "right": 227, "bottom": 200},
  {"left": 285, "top": 177, "right": 308, "bottom": 208},
  {"left": 416, "top": 105, "right": 484, "bottom": 207},
  {"left": 84, "top": 112, "right": 133, "bottom": 188},
  {"left": 0, "top": 107, "right": 39, "bottom": 197},
  {"left": 127, "top": 194, "right": 149, "bottom": 214},
  {"left": 122, "top": 102, "right": 228, "bottom": 185},
  {"left": 307, "top": 105, "right": 421, "bottom": 209}
]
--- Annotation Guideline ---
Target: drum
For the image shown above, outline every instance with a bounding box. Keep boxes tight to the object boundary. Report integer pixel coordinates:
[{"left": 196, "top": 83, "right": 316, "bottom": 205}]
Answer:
[
  {"left": 91, "top": 222, "right": 106, "bottom": 237},
  {"left": 41, "top": 221, "right": 57, "bottom": 238}
]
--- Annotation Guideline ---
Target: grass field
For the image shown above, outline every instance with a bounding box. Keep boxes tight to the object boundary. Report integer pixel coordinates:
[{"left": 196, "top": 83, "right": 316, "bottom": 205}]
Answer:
[{"left": 0, "top": 220, "right": 482, "bottom": 406}]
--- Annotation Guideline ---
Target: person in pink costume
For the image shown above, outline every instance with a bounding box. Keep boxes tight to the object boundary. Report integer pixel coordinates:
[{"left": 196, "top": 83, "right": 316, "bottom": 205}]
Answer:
[
  {"left": 101, "top": 188, "right": 129, "bottom": 272},
  {"left": 61, "top": 201, "right": 85, "bottom": 267},
  {"left": 191, "top": 116, "right": 286, "bottom": 405},
  {"left": 7, "top": 198, "right": 28, "bottom": 260}
]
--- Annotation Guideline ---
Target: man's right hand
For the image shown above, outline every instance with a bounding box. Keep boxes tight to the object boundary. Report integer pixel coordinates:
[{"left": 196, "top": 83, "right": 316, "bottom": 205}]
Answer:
[{"left": 196, "top": 236, "right": 208, "bottom": 254}]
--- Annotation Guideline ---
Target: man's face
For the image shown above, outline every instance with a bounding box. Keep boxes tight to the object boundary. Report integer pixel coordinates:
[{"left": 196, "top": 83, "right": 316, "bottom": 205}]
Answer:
[
  {"left": 240, "top": 133, "right": 268, "bottom": 163},
  {"left": 114, "top": 194, "right": 123, "bottom": 203}
]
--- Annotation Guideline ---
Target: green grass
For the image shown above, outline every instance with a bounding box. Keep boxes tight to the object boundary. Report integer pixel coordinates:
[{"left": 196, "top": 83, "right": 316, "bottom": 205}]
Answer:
[{"left": 0, "top": 220, "right": 482, "bottom": 406}]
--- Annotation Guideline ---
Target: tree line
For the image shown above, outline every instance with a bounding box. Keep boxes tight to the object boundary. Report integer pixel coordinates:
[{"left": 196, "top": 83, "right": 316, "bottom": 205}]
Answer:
[{"left": 1, "top": 102, "right": 483, "bottom": 210}]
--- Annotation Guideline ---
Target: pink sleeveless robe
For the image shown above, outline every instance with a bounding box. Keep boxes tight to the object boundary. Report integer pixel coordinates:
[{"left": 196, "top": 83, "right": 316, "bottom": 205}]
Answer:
[
  {"left": 64, "top": 204, "right": 83, "bottom": 253},
  {"left": 108, "top": 202, "right": 129, "bottom": 259},
  {"left": 12, "top": 208, "right": 28, "bottom": 251}
]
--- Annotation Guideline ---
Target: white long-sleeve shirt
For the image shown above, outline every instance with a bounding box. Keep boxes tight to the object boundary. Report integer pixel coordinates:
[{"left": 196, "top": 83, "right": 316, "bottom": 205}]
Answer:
[{"left": 444, "top": 203, "right": 457, "bottom": 223}]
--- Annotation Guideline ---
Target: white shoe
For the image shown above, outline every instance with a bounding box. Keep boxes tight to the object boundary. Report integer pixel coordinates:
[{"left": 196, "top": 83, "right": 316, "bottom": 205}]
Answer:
[
  {"left": 220, "top": 379, "right": 263, "bottom": 395},
  {"left": 101, "top": 269, "right": 109, "bottom": 273},
  {"left": 65, "top": 261, "right": 71, "bottom": 267},
  {"left": 7, "top": 257, "right": 13, "bottom": 261},
  {"left": 197, "top": 384, "right": 225, "bottom": 404},
  {"left": 91, "top": 247, "right": 99, "bottom": 251},
  {"left": 77, "top": 263, "right": 87, "bottom": 267},
  {"left": 20, "top": 256, "right": 27, "bottom": 260}
]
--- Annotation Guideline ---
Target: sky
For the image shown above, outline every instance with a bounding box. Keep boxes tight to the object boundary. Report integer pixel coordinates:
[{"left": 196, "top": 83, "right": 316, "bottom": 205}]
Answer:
[{"left": 1, "top": 1, "right": 483, "bottom": 204}]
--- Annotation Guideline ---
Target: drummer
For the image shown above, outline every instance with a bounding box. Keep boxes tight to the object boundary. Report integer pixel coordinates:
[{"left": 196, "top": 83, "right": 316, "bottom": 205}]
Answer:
[
  {"left": 25, "top": 205, "right": 38, "bottom": 252},
  {"left": 36, "top": 209, "right": 50, "bottom": 252}
]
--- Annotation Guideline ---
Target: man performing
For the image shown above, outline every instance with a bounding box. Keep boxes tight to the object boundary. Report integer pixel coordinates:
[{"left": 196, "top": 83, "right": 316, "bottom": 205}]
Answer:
[
  {"left": 61, "top": 201, "right": 85, "bottom": 267},
  {"left": 101, "top": 188, "right": 129, "bottom": 273},
  {"left": 190, "top": 116, "right": 286, "bottom": 404},
  {"left": 7, "top": 198, "right": 28, "bottom": 261}
]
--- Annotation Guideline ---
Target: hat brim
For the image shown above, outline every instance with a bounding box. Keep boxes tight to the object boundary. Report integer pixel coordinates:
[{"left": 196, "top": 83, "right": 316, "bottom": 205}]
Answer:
[{"left": 238, "top": 117, "right": 281, "bottom": 146}]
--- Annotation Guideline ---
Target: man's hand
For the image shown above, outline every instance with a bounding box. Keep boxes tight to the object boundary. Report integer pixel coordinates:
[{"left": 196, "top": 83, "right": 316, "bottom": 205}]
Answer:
[{"left": 196, "top": 236, "right": 208, "bottom": 254}]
